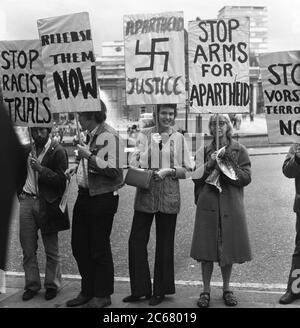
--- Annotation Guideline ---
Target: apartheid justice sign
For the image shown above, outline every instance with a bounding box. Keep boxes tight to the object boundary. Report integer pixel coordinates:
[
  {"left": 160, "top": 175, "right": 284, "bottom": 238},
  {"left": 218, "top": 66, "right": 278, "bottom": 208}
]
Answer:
[
  {"left": 189, "top": 18, "right": 250, "bottom": 114},
  {"left": 124, "top": 11, "right": 186, "bottom": 105},
  {"left": 37, "top": 12, "right": 99, "bottom": 113},
  {"left": 260, "top": 51, "right": 300, "bottom": 144},
  {"left": 0, "top": 40, "right": 51, "bottom": 126}
]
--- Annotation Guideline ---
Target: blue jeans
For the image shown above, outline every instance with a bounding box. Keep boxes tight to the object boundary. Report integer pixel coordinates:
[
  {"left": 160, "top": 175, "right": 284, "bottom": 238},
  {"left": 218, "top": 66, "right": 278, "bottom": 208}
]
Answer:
[{"left": 19, "top": 195, "right": 61, "bottom": 291}]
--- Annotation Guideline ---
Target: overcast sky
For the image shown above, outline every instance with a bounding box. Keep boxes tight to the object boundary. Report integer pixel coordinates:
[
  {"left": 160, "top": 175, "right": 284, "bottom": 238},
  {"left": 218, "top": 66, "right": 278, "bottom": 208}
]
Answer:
[{"left": 1, "top": 0, "right": 299, "bottom": 54}]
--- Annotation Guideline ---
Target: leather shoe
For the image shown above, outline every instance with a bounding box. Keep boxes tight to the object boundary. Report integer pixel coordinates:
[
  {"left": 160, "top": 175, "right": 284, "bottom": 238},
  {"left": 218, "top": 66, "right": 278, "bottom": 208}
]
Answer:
[
  {"left": 123, "top": 294, "right": 151, "bottom": 303},
  {"left": 279, "top": 290, "right": 300, "bottom": 304},
  {"left": 66, "top": 293, "right": 93, "bottom": 307},
  {"left": 83, "top": 296, "right": 111, "bottom": 308},
  {"left": 45, "top": 288, "right": 57, "bottom": 300},
  {"left": 149, "top": 295, "right": 165, "bottom": 306},
  {"left": 22, "top": 290, "right": 38, "bottom": 301}
]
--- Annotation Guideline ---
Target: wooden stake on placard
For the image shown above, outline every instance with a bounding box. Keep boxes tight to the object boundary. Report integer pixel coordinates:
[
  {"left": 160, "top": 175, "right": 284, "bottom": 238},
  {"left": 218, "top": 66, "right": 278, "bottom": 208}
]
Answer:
[
  {"left": 155, "top": 105, "right": 159, "bottom": 132},
  {"left": 28, "top": 128, "right": 38, "bottom": 196},
  {"left": 155, "top": 105, "right": 162, "bottom": 169},
  {"left": 75, "top": 113, "right": 82, "bottom": 145},
  {"left": 75, "top": 113, "right": 88, "bottom": 180},
  {"left": 216, "top": 113, "right": 219, "bottom": 151}
]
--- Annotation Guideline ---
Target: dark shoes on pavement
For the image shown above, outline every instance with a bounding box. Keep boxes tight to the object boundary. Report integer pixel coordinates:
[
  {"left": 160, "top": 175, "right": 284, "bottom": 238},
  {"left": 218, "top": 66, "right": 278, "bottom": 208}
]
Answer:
[
  {"left": 123, "top": 294, "right": 151, "bottom": 303},
  {"left": 122, "top": 294, "right": 164, "bottom": 306},
  {"left": 196, "top": 290, "right": 238, "bottom": 307},
  {"left": 82, "top": 296, "right": 111, "bottom": 308},
  {"left": 197, "top": 292, "right": 210, "bottom": 308},
  {"left": 23, "top": 289, "right": 58, "bottom": 301},
  {"left": 45, "top": 288, "right": 57, "bottom": 300},
  {"left": 279, "top": 290, "right": 300, "bottom": 304},
  {"left": 22, "top": 289, "right": 38, "bottom": 301},
  {"left": 149, "top": 295, "right": 165, "bottom": 306},
  {"left": 223, "top": 290, "right": 238, "bottom": 306},
  {"left": 66, "top": 293, "right": 93, "bottom": 307}
]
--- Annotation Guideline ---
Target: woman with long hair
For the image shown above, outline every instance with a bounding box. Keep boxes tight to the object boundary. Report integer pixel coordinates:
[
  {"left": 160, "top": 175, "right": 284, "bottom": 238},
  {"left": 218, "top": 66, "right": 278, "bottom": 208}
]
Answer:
[
  {"left": 191, "top": 114, "right": 252, "bottom": 308},
  {"left": 123, "top": 103, "right": 192, "bottom": 306}
]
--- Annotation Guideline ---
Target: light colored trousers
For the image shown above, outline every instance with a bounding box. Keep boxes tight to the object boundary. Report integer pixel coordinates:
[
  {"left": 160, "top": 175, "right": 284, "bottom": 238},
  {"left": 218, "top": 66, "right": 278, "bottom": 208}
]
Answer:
[{"left": 19, "top": 195, "right": 61, "bottom": 291}]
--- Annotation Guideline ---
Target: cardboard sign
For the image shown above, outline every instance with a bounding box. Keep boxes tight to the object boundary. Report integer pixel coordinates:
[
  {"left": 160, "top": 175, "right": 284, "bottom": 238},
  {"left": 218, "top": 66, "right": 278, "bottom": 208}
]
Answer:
[
  {"left": 260, "top": 51, "right": 300, "bottom": 144},
  {"left": 0, "top": 40, "right": 51, "bottom": 126},
  {"left": 189, "top": 18, "right": 250, "bottom": 114},
  {"left": 124, "top": 11, "right": 186, "bottom": 105},
  {"left": 37, "top": 12, "right": 99, "bottom": 113}
]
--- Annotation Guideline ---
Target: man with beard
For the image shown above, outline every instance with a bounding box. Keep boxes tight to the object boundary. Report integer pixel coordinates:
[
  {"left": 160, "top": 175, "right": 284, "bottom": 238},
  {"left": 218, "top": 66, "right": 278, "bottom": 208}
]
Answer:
[{"left": 19, "top": 127, "right": 69, "bottom": 301}]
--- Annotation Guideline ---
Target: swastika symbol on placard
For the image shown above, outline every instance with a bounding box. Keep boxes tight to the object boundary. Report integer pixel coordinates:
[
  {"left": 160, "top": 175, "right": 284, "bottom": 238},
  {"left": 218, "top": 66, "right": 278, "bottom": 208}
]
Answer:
[{"left": 135, "top": 37, "right": 170, "bottom": 72}]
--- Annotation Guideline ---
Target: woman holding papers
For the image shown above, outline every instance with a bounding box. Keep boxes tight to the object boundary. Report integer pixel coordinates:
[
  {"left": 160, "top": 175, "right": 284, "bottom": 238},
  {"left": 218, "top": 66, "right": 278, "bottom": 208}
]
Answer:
[{"left": 191, "top": 114, "right": 252, "bottom": 308}]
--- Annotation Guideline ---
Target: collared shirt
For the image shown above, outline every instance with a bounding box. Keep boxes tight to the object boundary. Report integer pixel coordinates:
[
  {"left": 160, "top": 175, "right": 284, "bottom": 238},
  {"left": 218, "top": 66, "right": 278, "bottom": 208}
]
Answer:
[
  {"left": 76, "top": 125, "right": 99, "bottom": 188},
  {"left": 23, "top": 138, "right": 51, "bottom": 195},
  {"left": 131, "top": 127, "right": 193, "bottom": 171}
]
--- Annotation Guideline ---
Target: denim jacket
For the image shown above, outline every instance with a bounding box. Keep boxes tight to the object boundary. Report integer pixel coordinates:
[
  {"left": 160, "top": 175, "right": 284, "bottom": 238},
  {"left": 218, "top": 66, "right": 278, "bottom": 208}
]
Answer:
[{"left": 85, "top": 123, "right": 123, "bottom": 196}]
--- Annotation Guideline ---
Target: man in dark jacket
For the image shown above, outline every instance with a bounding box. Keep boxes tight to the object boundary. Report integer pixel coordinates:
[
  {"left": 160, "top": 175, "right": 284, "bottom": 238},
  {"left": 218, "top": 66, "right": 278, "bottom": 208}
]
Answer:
[
  {"left": 19, "top": 127, "right": 69, "bottom": 301},
  {"left": 0, "top": 104, "right": 27, "bottom": 293},
  {"left": 280, "top": 144, "right": 300, "bottom": 304}
]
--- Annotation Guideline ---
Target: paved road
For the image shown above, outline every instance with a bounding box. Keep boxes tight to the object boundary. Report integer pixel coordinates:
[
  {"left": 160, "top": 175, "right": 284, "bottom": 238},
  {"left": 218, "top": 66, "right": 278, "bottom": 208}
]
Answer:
[{"left": 6, "top": 152, "right": 296, "bottom": 287}]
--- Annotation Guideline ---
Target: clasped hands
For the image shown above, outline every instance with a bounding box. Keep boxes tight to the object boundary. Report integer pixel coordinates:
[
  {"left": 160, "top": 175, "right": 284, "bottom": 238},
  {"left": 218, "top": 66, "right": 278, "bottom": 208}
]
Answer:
[
  {"left": 153, "top": 168, "right": 175, "bottom": 181},
  {"left": 151, "top": 133, "right": 175, "bottom": 180},
  {"left": 29, "top": 154, "right": 43, "bottom": 173}
]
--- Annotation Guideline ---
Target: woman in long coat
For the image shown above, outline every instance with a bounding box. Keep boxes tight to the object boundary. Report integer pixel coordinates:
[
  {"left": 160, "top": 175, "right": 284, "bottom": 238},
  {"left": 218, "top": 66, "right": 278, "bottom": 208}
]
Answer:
[{"left": 190, "top": 114, "right": 252, "bottom": 308}]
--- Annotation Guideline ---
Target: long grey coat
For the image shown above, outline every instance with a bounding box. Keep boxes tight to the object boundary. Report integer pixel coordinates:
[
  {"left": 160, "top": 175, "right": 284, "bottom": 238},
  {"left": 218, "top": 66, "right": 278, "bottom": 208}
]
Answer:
[{"left": 190, "top": 139, "right": 252, "bottom": 266}]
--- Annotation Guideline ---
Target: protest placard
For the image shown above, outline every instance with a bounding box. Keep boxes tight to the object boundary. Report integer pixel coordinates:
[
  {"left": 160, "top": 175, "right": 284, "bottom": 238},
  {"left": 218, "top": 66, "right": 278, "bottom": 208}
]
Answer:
[
  {"left": 0, "top": 40, "right": 51, "bottom": 126},
  {"left": 37, "top": 12, "right": 99, "bottom": 113},
  {"left": 260, "top": 51, "right": 300, "bottom": 144},
  {"left": 189, "top": 18, "right": 250, "bottom": 114},
  {"left": 124, "top": 11, "right": 186, "bottom": 105}
]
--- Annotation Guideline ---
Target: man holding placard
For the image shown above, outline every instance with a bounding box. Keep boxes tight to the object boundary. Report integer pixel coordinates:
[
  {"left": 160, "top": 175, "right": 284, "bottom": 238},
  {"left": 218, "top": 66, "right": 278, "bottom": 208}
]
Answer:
[
  {"left": 259, "top": 51, "right": 300, "bottom": 304},
  {"left": 18, "top": 127, "right": 69, "bottom": 301},
  {"left": 279, "top": 145, "right": 300, "bottom": 304},
  {"left": 0, "top": 38, "right": 69, "bottom": 301},
  {"left": 65, "top": 101, "right": 123, "bottom": 308}
]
